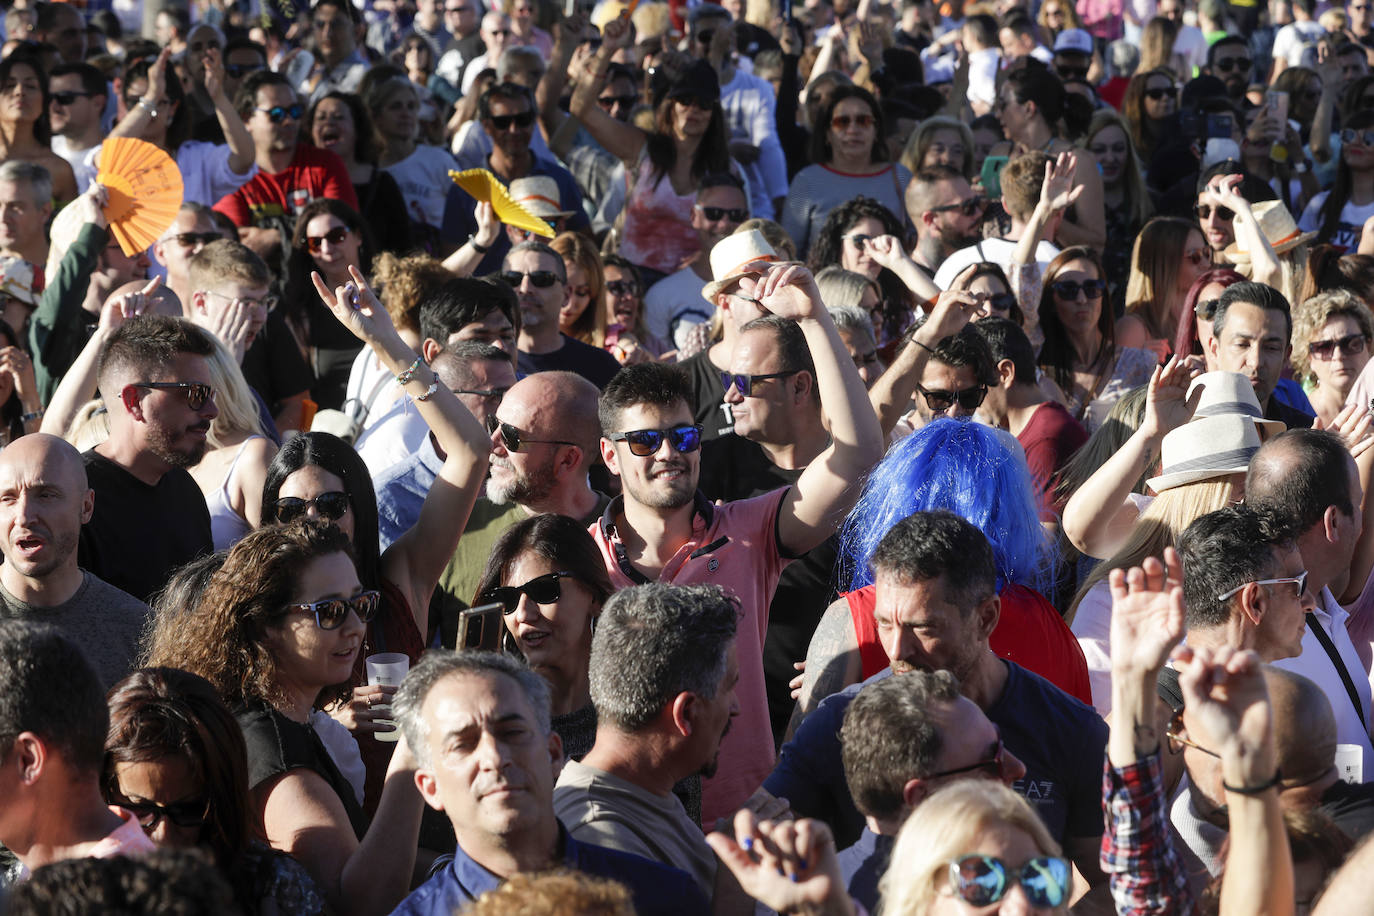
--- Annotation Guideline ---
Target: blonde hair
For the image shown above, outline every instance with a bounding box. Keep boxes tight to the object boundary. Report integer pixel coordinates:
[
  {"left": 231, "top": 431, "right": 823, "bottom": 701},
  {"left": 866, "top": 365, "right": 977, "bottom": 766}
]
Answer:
[
  {"left": 1291, "top": 289, "right": 1374, "bottom": 386},
  {"left": 1125, "top": 217, "right": 1202, "bottom": 341},
  {"left": 550, "top": 231, "right": 608, "bottom": 347},
  {"left": 1235, "top": 245, "right": 1310, "bottom": 314},
  {"left": 632, "top": 1, "right": 671, "bottom": 39},
  {"left": 816, "top": 266, "right": 879, "bottom": 312},
  {"left": 900, "top": 117, "right": 976, "bottom": 180},
  {"left": 879, "top": 781, "right": 1064, "bottom": 916},
  {"left": 467, "top": 870, "right": 635, "bottom": 916},
  {"left": 1082, "top": 109, "right": 1153, "bottom": 229},
  {"left": 1068, "top": 476, "right": 1237, "bottom": 623},
  {"left": 205, "top": 335, "right": 269, "bottom": 448},
  {"left": 64, "top": 399, "right": 110, "bottom": 452},
  {"left": 1138, "top": 17, "right": 1179, "bottom": 74}
]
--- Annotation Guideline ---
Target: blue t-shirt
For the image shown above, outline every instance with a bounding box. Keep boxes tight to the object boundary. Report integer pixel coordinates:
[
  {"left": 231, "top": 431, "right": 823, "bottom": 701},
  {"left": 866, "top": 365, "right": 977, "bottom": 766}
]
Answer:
[
  {"left": 390, "top": 824, "right": 709, "bottom": 916},
  {"left": 765, "top": 662, "right": 1108, "bottom": 849}
]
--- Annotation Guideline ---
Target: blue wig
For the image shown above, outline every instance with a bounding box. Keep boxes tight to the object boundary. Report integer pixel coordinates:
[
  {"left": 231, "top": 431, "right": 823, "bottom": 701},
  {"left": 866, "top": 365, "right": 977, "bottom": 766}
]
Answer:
[{"left": 838, "top": 418, "right": 1056, "bottom": 596}]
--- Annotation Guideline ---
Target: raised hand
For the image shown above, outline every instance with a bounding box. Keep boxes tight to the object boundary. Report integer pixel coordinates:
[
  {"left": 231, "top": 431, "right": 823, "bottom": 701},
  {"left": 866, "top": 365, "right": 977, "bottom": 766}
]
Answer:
[
  {"left": 1315, "top": 402, "right": 1374, "bottom": 458},
  {"left": 101, "top": 275, "right": 161, "bottom": 330},
  {"left": 864, "top": 234, "right": 913, "bottom": 271},
  {"left": 473, "top": 200, "right": 500, "bottom": 249},
  {"left": 857, "top": 21, "right": 884, "bottom": 65},
  {"left": 145, "top": 46, "right": 171, "bottom": 107},
  {"left": 601, "top": 15, "right": 632, "bottom": 52},
  {"left": 0, "top": 347, "right": 36, "bottom": 408},
  {"left": 1041, "top": 151, "right": 1083, "bottom": 212},
  {"left": 311, "top": 265, "right": 399, "bottom": 347},
  {"left": 1142, "top": 356, "right": 1203, "bottom": 438},
  {"left": 706, "top": 810, "right": 854, "bottom": 916},
  {"left": 755, "top": 262, "right": 823, "bottom": 322},
  {"left": 203, "top": 45, "right": 226, "bottom": 100},
  {"left": 919, "top": 287, "right": 980, "bottom": 344},
  {"left": 1172, "top": 644, "right": 1275, "bottom": 781},
  {"left": 204, "top": 294, "right": 255, "bottom": 363},
  {"left": 1108, "top": 547, "right": 1186, "bottom": 677},
  {"left": 76, "top": 182, "right": 109, "bottom": 231},
  {"left": 1205, "top": 173, "right": 1253, "bottom": 217}
]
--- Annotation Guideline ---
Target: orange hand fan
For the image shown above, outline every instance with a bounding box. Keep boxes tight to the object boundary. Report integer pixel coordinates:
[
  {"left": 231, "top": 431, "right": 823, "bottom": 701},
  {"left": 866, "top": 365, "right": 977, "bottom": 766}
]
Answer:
[
  {"left": 449, "top": 168, "right": 555, "bottom": 239},
  {"left": 96, "top": 137, "right": 184, "bottom": 256}
]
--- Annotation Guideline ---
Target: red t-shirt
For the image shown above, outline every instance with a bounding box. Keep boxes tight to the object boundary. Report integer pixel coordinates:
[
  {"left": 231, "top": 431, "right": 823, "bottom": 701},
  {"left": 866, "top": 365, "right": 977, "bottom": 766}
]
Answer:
[
  {"left": 845, "top": 582, "right": 1093, "bottom": 706},
  {"left": 1018, "top": 400, "right": 1089, "bottom": 517},
  {"left": 213, "top": 144, "right": 359, "bottom": 227}
]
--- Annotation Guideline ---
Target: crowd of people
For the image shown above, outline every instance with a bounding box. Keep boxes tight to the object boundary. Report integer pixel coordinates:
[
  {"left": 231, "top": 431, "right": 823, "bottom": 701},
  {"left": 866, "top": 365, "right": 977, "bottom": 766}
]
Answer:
[{"left": 2, "top": 0, "right": 1374, "bottom": 913}]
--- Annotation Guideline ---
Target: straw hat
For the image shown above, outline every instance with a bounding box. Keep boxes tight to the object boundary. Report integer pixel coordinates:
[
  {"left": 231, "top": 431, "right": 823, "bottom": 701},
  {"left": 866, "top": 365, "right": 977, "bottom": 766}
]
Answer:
[
  {"left": 1187, "top": 371, "right": 1286, "bottom": 439},
  {"left": 1146, "top": 413, "right": 1261, "bottom": 492},
  {"left": 0, "top": 256, "right": 36, "bottom": 308},
  {"left": 508, "top": 176, "right": 575, "bottom": 220},
  {"left": 701, "top": 229, "right": 779, "bottom": 302},
  {"left": 1223, "top": 200, "right": 1318, "bottom": 263}
]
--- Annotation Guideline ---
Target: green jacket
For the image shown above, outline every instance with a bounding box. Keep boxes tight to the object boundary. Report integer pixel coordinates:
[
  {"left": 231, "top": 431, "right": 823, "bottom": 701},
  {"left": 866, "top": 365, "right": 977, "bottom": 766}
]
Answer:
[{"left": 30, "top": 223, "right": 106, "bottom": 406}]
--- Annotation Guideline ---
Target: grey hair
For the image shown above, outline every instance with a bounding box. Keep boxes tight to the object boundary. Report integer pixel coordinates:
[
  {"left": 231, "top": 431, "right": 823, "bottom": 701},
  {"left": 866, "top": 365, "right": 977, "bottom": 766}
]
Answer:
[
  {"left": 588, "top": 584, "right": 738, "bottom": 733},
  {"left": 393, "top": 650, "right": 552, "bottom": 766},
  {"left": 506, "top": 240, "right": 566, "bottom": 281},
  {"left": 0, "top": 161, "right": 52, "bottom": 208},
  {"left": 827, "top": 304, "right": 878, "bottom": 353},
  {"left": 816, "top": 266, "right": 877, "bottom": 314},
  {"left": 497, "top": 46, "right": 544, "bottom": 80},
  {"left": 437, "top": 341, "right": 510, "bottom": 388}
]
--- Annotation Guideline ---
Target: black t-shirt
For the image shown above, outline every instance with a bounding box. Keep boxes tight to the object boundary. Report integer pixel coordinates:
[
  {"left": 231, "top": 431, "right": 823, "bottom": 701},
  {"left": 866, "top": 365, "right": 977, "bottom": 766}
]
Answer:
[
  {"left": 699, "top": 434, "right": 838, "bottom": 746},
  {"left": 1319, "top": 778, "right": 1374, "bottom": 842},
  {"left": 517, "top": 336, "right": 621, "bottom": 390},
  {"left": 78, "top": 450, "right": 213, "bottom": 605},
  {"left": 680, "top": 349, "right": 734, "bottom": 440},
  {"left": 241, "top": 309, "right": 315, "bottom": 415}
]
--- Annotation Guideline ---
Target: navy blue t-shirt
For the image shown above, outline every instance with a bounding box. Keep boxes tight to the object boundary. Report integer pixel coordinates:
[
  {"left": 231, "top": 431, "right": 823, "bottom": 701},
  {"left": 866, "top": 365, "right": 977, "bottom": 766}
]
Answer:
[
  {"left": 765, "top": 662, "right": 1108, "bottom": 849},
  {"left": 518, "top": 336, "right": 621, "bottom": 390}
]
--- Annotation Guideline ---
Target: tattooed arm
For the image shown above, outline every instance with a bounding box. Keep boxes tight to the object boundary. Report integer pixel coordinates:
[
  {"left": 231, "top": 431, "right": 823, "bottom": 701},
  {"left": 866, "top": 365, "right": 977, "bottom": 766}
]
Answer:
[{"left": 785, "top": 597, "right": 863, "bottom": 743}]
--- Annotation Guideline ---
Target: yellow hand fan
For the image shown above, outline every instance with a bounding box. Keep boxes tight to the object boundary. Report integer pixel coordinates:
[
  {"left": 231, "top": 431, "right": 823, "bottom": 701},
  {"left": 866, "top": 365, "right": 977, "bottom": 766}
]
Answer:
[
  {"left": 96, "top": 137, "right": 185, "bottom": 256},
  {"left": 449, "top": 168, "right": 555, "bottom": 239}
]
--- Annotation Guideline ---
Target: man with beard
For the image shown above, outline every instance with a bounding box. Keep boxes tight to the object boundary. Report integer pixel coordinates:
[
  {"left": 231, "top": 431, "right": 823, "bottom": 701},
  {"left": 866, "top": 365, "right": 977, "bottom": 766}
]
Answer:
[
  {"left": 1203, "top": 36, "right": 1254, "bottom": 102},
  {"left": 554, "top": 583, "right": 752, "bottom": 913},
  {"left": 506, "top": 241, "right": 620, "bottom": 389},
  {"left": 0, "top": 434, "right": 149, "bottom": 689},
  {"left": 903, "top": 165, "right": 985, "bottom": 278},
  {"left": 764, "top": 511, "right": 1110, "bottom": 903},
  {"left": 592, "top": 263, "right": 883, "bottom": 827},
  {"left": 391, "top": 651, "right": 708, "bottom": 915},
  {"left": 433, "top": 370, "right": 608, "bottom": 622},
  {"left": 643, "top": 174, "right": 749, "bottom": 351},
  {"left": 78, "top": 315, "right": 217, "bottom": 604}
]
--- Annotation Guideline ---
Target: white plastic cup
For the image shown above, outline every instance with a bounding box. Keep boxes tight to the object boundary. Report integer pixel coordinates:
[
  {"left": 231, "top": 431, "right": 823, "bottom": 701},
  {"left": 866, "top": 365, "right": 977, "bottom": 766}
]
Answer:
[{"left": 365, "top": 653, "right": 409, "bottom": 742}]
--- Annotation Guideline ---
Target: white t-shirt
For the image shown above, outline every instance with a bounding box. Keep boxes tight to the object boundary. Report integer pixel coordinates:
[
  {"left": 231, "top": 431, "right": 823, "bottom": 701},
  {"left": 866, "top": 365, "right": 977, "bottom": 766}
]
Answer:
[
  {"left": 1272, "top": 20, "right": 1326, "bottom": 68},
  {"left": 51, "top": 136, "right": 99, "bottom": 195},
  {"left": 1172, "top": 24, "right": 1208, "bottom": 74},
  {"left": 643, "top": 266, "right": 714, "bottom": 348},
  {"left": 1299, "top": 191, "right": 1374, "bottom": 252},
  {"left": 933, "top": 237, "right": 1061, "bottom": 290},
  {"left": 383, "top": 144, "right": 460, "bottom": 229}
]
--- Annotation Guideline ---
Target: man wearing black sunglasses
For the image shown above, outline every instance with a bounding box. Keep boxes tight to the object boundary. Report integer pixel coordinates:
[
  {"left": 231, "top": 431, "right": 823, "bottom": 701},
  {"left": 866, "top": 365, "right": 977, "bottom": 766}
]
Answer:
[
  {"left": 47, "top": 62, "right": 106, "bottom": 194},
  {"left": 593, "top": 263, "right": 883, "bottom": 827},
  {"left": 153, "top": 203, "right": 223, "bottom": 310},
  {"left": 0, "top": 621, "right": 157, "bottom": 878},
  {"left": 905, "top": 165, "right": 984, "bottom": 278},
  {"left": 505, "top": 241, "right": 620, "bottom": 390},
  {"left": 1203, "top": 35, "right": 1253, "bottom": 100}
]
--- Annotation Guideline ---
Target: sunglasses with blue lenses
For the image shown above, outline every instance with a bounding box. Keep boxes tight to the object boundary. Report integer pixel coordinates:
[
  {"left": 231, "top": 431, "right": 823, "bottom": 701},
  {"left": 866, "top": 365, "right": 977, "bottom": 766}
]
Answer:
[
  {"left": 256, "top": 104, "right": 303, "bottom": 123},
  {"left": 946, "top": 854, "right": 1071, "bottom": 908},
  {"left": 608, "top": 424, "right": 703, "bottom": 457},
  {"left": 720, "top": 370, "right": 800, "bottom": 397}
]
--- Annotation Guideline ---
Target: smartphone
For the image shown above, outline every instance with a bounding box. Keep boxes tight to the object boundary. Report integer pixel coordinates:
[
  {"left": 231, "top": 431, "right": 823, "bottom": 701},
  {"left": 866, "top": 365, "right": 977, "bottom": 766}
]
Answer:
[
  {"left": 1177, "top": 110, "right": 1203, "bottom": 139},
  {"left": 1205, "top": 112, "right": 1234, "bottom": 140},
  {"left": 455, "top": 602, "right": 506, "bottom": 652},
  {"left": 1265, "top": 89, "right": 1289, "bottom": 127},
  {"left": 980, "top": 154, "right": 1009, "bottom": 199}
]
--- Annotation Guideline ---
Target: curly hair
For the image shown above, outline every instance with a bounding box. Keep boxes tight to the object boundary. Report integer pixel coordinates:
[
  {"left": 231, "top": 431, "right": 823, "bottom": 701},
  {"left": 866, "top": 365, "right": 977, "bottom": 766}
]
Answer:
[
  {"left": 466, "top": 870, "right": 635, "bottom": 916},
  {"left": 371, "top": 252, "right": 456, "bottom": 336},
  {"left": 5, "top": 850, "right": 239, "bottom": 916},
  {"left": 1291, "top": 289, "right": 1374, "bottom": 386},
  {"left": 144, "top": 520, "right": 356, "bottom": 709},
  {"left": 806, "top": 196, "right": 905, "bottom": 273}
]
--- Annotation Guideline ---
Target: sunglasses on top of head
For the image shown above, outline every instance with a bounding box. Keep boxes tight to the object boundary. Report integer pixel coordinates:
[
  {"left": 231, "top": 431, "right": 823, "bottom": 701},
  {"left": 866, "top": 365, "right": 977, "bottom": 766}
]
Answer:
[
  {"left": 607, "top": 424, "right": 703, "bottom": 456},
  {"left": 256, "top": 104, "right": 303, "bottom": 123},
  {"left": 481, "top": 571, "right": 575, "bottom": 613}
]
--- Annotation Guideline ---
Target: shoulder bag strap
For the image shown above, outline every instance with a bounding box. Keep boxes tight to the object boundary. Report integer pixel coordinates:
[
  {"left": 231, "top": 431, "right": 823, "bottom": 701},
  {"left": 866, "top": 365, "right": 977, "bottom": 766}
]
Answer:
[{"left": 1307, "top": 611, "right": 1368, "bottom": 730}]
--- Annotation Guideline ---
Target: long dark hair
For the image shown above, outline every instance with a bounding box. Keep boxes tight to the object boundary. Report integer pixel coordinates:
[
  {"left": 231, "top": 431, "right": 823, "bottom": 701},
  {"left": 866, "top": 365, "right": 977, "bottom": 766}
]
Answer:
[
  {"left": 807, "top": 196, "right": 905, "bottom": 272},
  {"left": 261, "top": 433, "right": 382, "bottom": 590},
  {"left": 284, "top": 198, "right": 374, "bottom": 336},
  {"left": 0, "top": 53, "right": 51, "bottom": 145},
  {"left": 810, "top": 85, "right": 888, "bottom": 167},
  {"left": 1037, "top": 246, "right": 1113, "bottom": 393},
  {"left": 1317, "top": 110, "right": 1374, "bottom": 247},
  {"left": 473, "top": 513, "right": 614, "bottom": 608},
  {"left": 304, "top": 90, "right": 380, "bottom": 165},
  {"left": 645, "top": 98, "right": 731, "bottom": 188}
]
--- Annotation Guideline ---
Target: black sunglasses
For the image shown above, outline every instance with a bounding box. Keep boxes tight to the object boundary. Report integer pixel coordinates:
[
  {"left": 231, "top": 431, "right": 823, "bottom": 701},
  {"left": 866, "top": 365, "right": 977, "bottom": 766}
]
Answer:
[
  {"left": 929, "top": 197, "right": 985, "bottom": 216},
  {"left": 605, "top": 279, "right": 639, "bottom": 297},
  {"left": 916, "top": 383, "right": 987, "bottom": 411},
  {"left": 274, "top": 491, "right": 350, "bottom": 523},
  {"left": 1050, "top": 279, "right": 1106, "bottom": 300},
  {"left": 499, "top": 269, "right": 561, "bottom": 289},
  {"left": 607, "top": 424, "right": 703, "bottom": 457},
  {"left": 1214, "top": 55, "right": 1251, "bottom": 72},
  {"left": 1309, "top": 333, "right": 1369, "bottom": 359},
  {"left": 173, "top": 231, "right": 220, "bottom": 248},
  {"left": 668, "top": 90, "right": 718, "bottom": 110},
  {"left": 111, "top": 794, "right": 210, "bottom": 830},
  {"left": 926, "top": 737, "right": 1008, "bottom": 780},
  {"left": 697, "top": 205, "right": 748, "bottom": 222},
  {"left": 487, "top": 109, "right": 535, "bottom": 131},
  {"left": 721, "top": 369, "right": 801, "bottom": 397},
  {"left": 306, "top": 225, "right": 350, "bottom": 254},
  {"left": 256, "top": 104, "right": 303, "bottom": 123},
  {"left": 128, "top": 381, "right": 214, "bottom": 410},
  {"left": 1056, "top": 65, "right": 1088, "bottom": 79},
  {"left": 49, "top": 90, "right": 93, "bottom": 106},
  {"left": 1194, "top": 202, "right": 1235, "bottom": 221},
  {"left": 288, "top": 589, "right": 381, "bottom": 630},
  {"left": 489, "top": 417, "right": 576, "bottom": 452},
  {"left": 225, "top": 62, "right": 263, "bottom": 79},
  {"left": 598, "top": 93, "right": 637, "bottom": 109},
  {"left": 481, "top": 571, "right": 574, "bottom": 613},
  {"left": 977, "top": 292, "right": 1018, "bottom": 314},
  {"left": 1144, "top": 86, "right": 1177, "bottom": 100}
]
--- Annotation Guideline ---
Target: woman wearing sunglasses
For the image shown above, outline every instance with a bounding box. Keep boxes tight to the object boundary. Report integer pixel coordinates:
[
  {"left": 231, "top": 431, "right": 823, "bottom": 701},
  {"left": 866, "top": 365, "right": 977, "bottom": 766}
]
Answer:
[
  {"left": 260, "top": 265, "right": 491, "bottom": 798},
  {"left": 1037, "top": 247, "right": 1155, "bottom": 431},
  {"left": 782, "top": 86, "right": 911, "bottom": 259},
  {"left": 550, "top": 230, "right": 608, "bottom": 349},
  {"left": 1169, "top": 267, "right": 1245, "bottom": 365},
  {"left": 1120, "top": 68, "right": 1177, "bottom": 168},
  {"left": 284, "top": 198, "right": 374, "bottom": 409},
  {"left": 1291, "top": 289, "right": 1374, "bottom": 427},
  {"left": 602, "top": 255, "right": 670, "bottom": 364},
  {"left": 1301, "top": 111, "right": 1374, "bottom": 252},
  {"left": 472, "top": 513, "right": 613, "bottom": 760},
  {"left": 950, "top": 262, "right": 1024, "bottom": 329},
  {"left": 808, "top": 198, "right": 919, "bottom": 348},
  {"left": 1118, "top": 217, "right": 1212, "bottom": 361},
  {"left": 570, "top": 21, "right": 738, "bottom": 286},
  {"left": 106, "top": 47, "right": 255, "bottom": 208},
  {"left": 146, "top": 521, "right": 424, "bottom": 916},
  {"left": 103, "top": 667, "right": 325, "bottom": 915}
]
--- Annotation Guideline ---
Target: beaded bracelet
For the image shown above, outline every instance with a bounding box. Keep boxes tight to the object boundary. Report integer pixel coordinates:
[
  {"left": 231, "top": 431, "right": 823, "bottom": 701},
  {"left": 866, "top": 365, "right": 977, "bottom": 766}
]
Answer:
[
  {"left": 415, "top": 381, "right": 439, "bottom": 402},
  {"left": 395, "top": 356, "right": 422, "bottom": 385},
  {"left": 1222, "top": 769, "right": 1282, "bottom": 796}
]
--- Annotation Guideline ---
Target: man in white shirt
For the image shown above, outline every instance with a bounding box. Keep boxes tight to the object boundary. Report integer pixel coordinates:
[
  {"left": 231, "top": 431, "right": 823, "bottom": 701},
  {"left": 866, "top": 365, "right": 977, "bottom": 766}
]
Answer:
[
  {"left": 999, "top": 12, "right": 1053, "bottom": 64},
  {"left": 461, "top": 12, "right": 513, "bottom": 95},
  {"left": 47, "top": 63, "right": 106, "bottom": 195},
  {"left": 1271, "top": 0, "right": 1326, "bottom": 78},
  {"left": 1157, "top": 0, "right": 1208, "bottom": 74}
]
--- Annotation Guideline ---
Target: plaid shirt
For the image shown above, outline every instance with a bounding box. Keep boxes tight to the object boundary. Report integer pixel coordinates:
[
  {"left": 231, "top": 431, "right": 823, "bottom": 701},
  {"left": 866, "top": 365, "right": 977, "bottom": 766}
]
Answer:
[{"left": 1101, "top": 752, "right": 1197, "bottom": 916}]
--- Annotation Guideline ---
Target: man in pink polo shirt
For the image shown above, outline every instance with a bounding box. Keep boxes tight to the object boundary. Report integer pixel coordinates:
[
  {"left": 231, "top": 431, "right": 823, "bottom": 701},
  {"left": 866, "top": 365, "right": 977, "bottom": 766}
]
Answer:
[{"left": 591, "top": 262, "right": 884, "bottom": 827}]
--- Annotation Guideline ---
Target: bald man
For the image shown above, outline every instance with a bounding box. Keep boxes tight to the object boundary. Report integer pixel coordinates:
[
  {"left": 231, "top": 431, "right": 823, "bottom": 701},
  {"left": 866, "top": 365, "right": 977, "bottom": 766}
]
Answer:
[
  {"left": 432, "top": 370, "right": 610, "bottom": 626},
  {"left": 0, "top": 434, "right": 150, "bottom": 687}
]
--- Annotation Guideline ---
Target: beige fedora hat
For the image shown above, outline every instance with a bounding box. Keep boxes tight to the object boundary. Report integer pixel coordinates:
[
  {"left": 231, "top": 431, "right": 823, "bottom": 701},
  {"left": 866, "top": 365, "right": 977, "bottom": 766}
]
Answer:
[
  {"left": 702, "top": 229, "right": 779, "bottom": 303},
  {"left": 1146, "top": 413, "right": 1262, "bottom": 492},
  {"left": 1187, "top": 371, "right": 1286, "bottom": 439},
  {"left": 1223, "top": 199, "right": 1318, "bottom": 263},
  {"left": 508, "top": 176, "right": 575, "bottom": 220}
]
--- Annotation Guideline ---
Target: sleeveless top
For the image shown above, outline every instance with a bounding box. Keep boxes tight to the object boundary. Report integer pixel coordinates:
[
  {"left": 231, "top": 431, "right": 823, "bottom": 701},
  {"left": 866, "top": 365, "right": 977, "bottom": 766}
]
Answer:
[
  {"left": 208, "top": 436, "right": 264, "bottom": 551},
  {"left": 617, "top": 153, "right": 699, "bottom": 275},
  {"left": 845, "top": 583, "right": 1093, "bottom": 705},
  {"left": 236, "top": 700, "right": 369, "bottom": 841}
]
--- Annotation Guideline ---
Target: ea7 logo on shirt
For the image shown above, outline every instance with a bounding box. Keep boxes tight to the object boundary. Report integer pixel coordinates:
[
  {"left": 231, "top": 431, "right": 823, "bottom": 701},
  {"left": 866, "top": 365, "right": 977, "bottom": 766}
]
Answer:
[{"left": 1012, "top": 778, "right": 1056, "bottom": 801}]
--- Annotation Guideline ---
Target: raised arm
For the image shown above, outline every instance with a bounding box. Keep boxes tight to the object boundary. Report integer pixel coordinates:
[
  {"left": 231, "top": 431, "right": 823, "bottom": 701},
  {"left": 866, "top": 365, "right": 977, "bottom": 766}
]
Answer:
[
  {"left": 536, "top": 13, "right": 585, "bottom": 148},
  {"left": 1061, "top": 358, "right": 1201, "bottom": 559},
  {"left": 788, "top": 596, "right": 862, "bottom": 738},
  {"left": 109, "top": 47, "right": 171, "bottom": 141},
  {"left": 1012, "top": 151, "right": 1082, "bottom": 269},
  {"left": 568, "top": 17, "right": 647, "bottom": 167},
  {"left": 311, "top": 267, "right": 491, "bottom": 637},
  {"left": 865, "top": 234, "right": 940, "bottom": 303},
  {"left": 865, "top": 286, "right": 979, "bottom": 438},
  {"left": 753, "top": 263, "right": 884, "bottom": 556},
  {"left": 1051, "top": 147, "right": 1105, "bottom": 251},
  {"left": 441, "top": 201, "right": 501, "bottom": 276},
  {"left": 1208, "top": 174, "right": 1282, "bottom": 288},
  {"left": 203, "top": 46, "right": 255, "bottom": 175}
]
